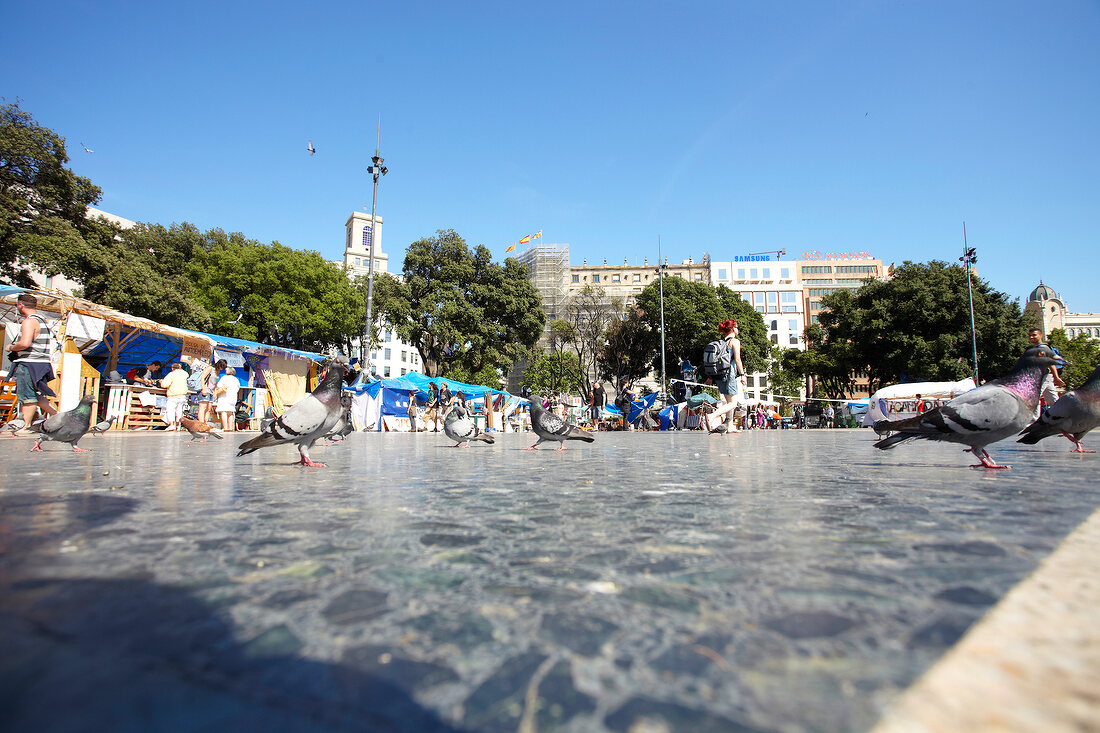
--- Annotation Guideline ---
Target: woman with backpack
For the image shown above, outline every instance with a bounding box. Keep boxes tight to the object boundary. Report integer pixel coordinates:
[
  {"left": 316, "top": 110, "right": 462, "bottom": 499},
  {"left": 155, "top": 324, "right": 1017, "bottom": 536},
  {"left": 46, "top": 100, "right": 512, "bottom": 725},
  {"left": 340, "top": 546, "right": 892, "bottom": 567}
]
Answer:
[{"left": 704, "top": 320, "right": 746, "bottom": 434}]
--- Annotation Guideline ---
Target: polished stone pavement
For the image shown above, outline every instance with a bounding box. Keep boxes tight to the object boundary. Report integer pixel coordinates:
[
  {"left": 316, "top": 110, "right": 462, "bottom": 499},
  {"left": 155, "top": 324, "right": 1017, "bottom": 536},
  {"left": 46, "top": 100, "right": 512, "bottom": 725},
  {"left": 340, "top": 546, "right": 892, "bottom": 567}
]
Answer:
[{"left": 0, "top": 429, "right": 1096, "bottom": 732}]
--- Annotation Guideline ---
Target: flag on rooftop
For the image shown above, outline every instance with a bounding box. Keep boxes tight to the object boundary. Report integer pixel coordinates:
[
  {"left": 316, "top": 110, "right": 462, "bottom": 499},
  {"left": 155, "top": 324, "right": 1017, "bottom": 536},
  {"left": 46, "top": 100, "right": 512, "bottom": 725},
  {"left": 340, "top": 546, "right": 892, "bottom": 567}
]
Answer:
[
  {"left": 518, "top": 235, "right": 531, "bottom": 245},
  {"left": 533, "top": 230, "right": 542, "bottom": 239},
  {"left": 505, "top": 243, "right": 516, "bottom": 252}
]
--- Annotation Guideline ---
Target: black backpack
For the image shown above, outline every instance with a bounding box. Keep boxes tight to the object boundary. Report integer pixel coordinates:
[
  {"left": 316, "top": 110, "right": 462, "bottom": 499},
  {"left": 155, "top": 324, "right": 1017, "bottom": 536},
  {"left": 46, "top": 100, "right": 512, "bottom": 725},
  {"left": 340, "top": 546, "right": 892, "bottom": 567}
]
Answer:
[{"left": 702, "top": 339, "right": 732, "bottom": 378}]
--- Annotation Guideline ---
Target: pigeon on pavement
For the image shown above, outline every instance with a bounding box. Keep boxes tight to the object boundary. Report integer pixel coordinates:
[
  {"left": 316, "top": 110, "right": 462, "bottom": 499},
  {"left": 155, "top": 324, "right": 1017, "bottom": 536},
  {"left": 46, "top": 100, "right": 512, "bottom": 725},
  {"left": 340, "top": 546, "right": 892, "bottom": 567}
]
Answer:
[
  {"left": 1018, "top": 361, "right": 1100, "bottom": 453},
  {"left": 89, "top": 415, "right": 116, "bottom": 435},
  {"left": 444, "top": 401, "right": 494, "bottom": 448},
  {"left": 323, "top": 393, "right": 354, "bottom": 445},
  {"left": 873, "top": 345, "right": 1061, "bottom": 469},
  {"left": 180, "top": 416, "right": 223, "bottom": 443},
  {"left": 237, "top": 361, "right": 347, "bottom": 466},
  {"left": 526, "top": 395, "right": 594, "bottom": 451},
  {"left": 28, "top": 395, "right": 95, "bottom": 452},
  {"left": 2, "top": 417, "right": 25, "bottom": 433}
]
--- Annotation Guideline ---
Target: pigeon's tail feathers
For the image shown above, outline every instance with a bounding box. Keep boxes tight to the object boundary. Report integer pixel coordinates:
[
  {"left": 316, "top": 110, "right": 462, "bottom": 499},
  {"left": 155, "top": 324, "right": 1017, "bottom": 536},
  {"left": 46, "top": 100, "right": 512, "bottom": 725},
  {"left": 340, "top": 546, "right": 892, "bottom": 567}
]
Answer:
[
  {"left": 873, "top": 431, "right": 925, "bottom": 450},
  {"left": 566, "top": 427, "right": 595, "bottom": 442},
  {"left": 1017, "top": 419, "right": 1057, "bottom": 444},
  {"left": 209, "top": 431, "right": 224, "bottom": 440},
  {"left": 237, "top": 433, "right": 282, "bottom": 456},
  {"left": 875, "top": 414, "right": 924, "bottom": 433},
  {"left": 473, "top": 433, "right": 495, "bottom": 444}
]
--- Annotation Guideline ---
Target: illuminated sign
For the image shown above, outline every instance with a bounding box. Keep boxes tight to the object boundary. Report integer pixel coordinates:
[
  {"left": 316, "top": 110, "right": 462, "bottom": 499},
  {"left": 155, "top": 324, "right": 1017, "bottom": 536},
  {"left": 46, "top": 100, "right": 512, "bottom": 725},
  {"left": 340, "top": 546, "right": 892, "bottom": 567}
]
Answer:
[
  {"left": 732, "top": 255, "right": 772, "bottom": 262},
  {"left": 801, "top": 251, "right": 874, "bottom": 260}
]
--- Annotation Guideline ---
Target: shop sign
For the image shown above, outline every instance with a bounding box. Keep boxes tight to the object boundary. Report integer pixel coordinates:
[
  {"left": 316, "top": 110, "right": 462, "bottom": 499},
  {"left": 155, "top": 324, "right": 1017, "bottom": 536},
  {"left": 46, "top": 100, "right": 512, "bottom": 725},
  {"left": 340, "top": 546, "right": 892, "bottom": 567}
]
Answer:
[{"left": 801, "top": 251, "right": 873, "bottom": 260}]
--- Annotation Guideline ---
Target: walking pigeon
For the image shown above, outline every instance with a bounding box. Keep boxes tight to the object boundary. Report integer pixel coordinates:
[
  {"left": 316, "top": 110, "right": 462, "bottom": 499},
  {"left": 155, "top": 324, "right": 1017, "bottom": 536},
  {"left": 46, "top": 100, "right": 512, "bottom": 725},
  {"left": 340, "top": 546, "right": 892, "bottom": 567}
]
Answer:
[
  {"left": 1018, "top": 362, "right": 1100, "bottom": 453},
  {"left": 89, "top": 415, "right": 116, "bottom": 435},
  {"left": 180, "top": 416, "right": 223, "bottom": 443},
  {"left": 526, "top": 395, "right": 594, "bottom": 451},
  {"left": 873, "top": 345, "right": 1061, "bottom": 469},
  {"left": 444, "top": 401, "right": 494, "bottom": 448},
  {"left": 237, "top": 362, "right": 347, "bottom": 467},
  {"left": 28, "top": 395, "right": 95, "bottom": 452},
  {"left": 1, "top": 417, "right": 25, "bottom": 433},
  {"left": 323, "top": 394, "right": 354, "bottom": 445}
]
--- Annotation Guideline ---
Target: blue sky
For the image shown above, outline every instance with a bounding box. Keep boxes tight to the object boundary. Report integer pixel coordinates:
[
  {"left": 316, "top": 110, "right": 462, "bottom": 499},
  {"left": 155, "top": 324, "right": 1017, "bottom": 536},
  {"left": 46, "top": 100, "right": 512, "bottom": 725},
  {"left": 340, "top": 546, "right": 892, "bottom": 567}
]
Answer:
[{"left": 4, "top": 1, "right": 1098, "bottom": 311}]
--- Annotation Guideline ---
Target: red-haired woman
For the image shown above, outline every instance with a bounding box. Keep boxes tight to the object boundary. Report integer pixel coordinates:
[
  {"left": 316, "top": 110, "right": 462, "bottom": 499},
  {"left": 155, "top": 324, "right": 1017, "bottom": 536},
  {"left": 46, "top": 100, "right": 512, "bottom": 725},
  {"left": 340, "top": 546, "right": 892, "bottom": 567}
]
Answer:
[{"left": 706, "top": 319, "right": 746, "bottom": 434}]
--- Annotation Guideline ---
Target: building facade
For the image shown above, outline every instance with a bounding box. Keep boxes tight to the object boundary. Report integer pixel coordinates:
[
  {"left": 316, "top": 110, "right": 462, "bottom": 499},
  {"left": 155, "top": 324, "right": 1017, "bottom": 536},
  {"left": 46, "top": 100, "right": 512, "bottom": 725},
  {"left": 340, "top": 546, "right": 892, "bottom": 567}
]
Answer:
[
  {"left": 1024, "top": 282, "right": 1100, "bottom": 341},
  {"left": 343, "top": 211, "right": 388, "bottom": 280}
]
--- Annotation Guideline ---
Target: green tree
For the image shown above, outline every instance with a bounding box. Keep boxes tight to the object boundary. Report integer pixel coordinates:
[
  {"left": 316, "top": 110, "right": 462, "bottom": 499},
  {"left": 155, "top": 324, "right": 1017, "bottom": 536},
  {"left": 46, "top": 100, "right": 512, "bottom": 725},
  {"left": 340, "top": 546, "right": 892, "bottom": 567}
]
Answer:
[
  {"left": 521, "top": 351, "right": 584, "bottom": 396},
  {"left": 382, "top": 230, "right": 544, "bottom": 379},
  {"left": 0, "top": 101, "right": 102, "bottom": 285},
  {"left": 1048, "top": 329, "right": 1100, "bottom": 390},
  {"left": 598, "top": 306, "right": 653, "bottom": 384},
  {"left": 766, "top": 345, "right": 806, "bottom": 409},
  {"left": 807, "top": 261, "right": 1028, "bottom": 394},
  {"left": 187, "top": 231, "right": 361, "bottom": 352}
]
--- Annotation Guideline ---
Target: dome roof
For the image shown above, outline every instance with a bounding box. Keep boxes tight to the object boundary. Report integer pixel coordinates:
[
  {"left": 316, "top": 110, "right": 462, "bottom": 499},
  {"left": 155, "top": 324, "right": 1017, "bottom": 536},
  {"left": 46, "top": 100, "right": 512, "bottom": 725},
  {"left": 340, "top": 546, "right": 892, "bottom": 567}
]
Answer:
[{"left": 1029, "top": 281, "right": 1058, "bottom": 302}]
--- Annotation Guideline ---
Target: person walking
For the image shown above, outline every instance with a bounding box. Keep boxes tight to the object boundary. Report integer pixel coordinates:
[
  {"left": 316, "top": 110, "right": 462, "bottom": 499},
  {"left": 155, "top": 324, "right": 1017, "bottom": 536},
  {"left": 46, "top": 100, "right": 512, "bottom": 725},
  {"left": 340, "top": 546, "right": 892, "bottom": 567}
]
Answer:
[
  {"left": 407, "top": 389, "right": 420, "bottom": 431},
  {"left": 5, "top": 293, "right": 58, "bottom": 434},
  {"left": 214, "top": 366, "right": 241, "bottom": 431},
  {"left": 159, "top": 362, "right": 190, "bottom": 431},
  {"left": 589, "top": 381, "right": 606, "bottom": 430},
  {"left": 617, "top": 378, "right": 636, "bottom": 430},
  {"left": 704, "top": 320, "right": 747, "bottom": 434},
  {"left": 1028, "top": 328, "right": 1065, "bottom": 416},
  {"left": 197, "top": 359, "right": 222, "bottom": 425}
]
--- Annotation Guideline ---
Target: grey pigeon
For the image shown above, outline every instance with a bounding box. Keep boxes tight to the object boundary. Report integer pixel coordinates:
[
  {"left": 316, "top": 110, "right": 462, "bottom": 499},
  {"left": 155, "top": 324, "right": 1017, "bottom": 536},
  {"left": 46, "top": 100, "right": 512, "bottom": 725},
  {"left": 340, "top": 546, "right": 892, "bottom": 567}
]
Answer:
[
  {"left": 1018, "top": 362, "right": 1100, "bottom": 453},
  {"left": 873, "top": 345, "right": 1061, "bottom": 469},
  {"left": 444, "top": 401, "right": 494, "bottom": 448},
  {"left": 526, "top": 395, "right": 594, "bottom": 451},
  {"left": 307, "top": 140, "right": 316, "bottom": 155},
  {"left": 89, "top": 415, "right": 116, "bottom": 435},
  {"left": 324, "top": 393, "right": 354, "bottom": 444},
  {"left": 1, "top": 417, "right": 25, "bottom": 433},
  {"left": 237, "top": 362, "right": 347, "bottom": 467},
  {"left": 28, "top": 395, "right": 95, "bottom": 452}
]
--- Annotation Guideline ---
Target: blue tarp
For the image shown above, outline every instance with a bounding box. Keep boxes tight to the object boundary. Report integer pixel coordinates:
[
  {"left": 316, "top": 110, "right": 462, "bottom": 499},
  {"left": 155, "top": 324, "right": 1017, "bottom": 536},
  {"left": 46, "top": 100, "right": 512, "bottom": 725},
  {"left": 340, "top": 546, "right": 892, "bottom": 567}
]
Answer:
[{"left": 178, "top": 329, "right": 324, "bottom": 362}]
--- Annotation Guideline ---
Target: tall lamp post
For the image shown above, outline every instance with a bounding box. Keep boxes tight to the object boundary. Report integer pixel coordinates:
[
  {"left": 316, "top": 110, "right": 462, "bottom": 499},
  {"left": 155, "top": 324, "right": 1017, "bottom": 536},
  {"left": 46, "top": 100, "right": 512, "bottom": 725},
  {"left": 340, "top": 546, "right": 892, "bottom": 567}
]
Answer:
[
  {"left": 656, "top": 236, "right": 668, "bottom": 403},
  {"left": 960, "top": 223, "right": 979, "bottom": 384},
  {"left": 362, "top": 135, "right": 388, "bottom": 371}
]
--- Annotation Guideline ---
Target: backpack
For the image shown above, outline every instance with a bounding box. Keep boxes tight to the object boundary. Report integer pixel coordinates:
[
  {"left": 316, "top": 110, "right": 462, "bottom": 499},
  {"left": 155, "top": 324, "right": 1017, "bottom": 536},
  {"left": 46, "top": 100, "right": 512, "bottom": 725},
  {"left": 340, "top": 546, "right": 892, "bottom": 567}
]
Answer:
[
  {"left": 186, "top": 362, "right": 207, "bottom": 392},
  {"left": 702, "top": 339, "right": 732, "bottom": 378}
]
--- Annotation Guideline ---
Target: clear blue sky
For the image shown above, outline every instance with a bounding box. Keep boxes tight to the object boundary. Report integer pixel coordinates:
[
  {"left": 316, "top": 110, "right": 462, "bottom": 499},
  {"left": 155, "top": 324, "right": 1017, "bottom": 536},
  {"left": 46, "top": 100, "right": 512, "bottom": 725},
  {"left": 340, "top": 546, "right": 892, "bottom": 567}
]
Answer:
[{"left": 5, "top": 1, "right": 1098, "bottom": 311}]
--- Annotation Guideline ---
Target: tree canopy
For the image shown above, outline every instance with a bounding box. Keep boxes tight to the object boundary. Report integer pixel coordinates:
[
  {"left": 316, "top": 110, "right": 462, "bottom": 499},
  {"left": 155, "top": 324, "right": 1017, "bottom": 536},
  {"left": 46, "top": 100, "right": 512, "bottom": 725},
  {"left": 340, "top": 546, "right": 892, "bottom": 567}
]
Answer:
[
  {"left": 380, "top": 229, "right": 545, "bottom": 379},
  {"left": 0, "top": 101, "right": 102, "bottom": 286},
  {"left": 1048, "top": 329, "right": 1100, "bottom": 390}
]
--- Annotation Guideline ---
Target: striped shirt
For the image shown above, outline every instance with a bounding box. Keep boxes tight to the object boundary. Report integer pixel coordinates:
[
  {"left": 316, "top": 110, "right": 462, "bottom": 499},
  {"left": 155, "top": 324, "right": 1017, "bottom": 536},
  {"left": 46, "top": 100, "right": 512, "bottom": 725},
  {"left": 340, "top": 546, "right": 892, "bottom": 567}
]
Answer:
[{"left": 12, "top": 314, "right": 52, "bottom": 364}]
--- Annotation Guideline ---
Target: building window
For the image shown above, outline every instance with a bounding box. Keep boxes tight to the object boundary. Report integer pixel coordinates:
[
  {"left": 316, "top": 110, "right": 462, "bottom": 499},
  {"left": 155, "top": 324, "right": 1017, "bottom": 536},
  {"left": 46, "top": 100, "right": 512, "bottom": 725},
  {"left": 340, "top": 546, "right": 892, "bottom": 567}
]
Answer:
[
  {"left": 384, "top": 348, "right": 391, "bottom": 360},
  {"left": 592, "top": 274, "right": 600, "bottom": 283},
  {"left": 385, "top": 330, "right": 392, "bottom": 342},
  {"left": 770, "top": 320, "right": 778, "bottom": 330},
  {"left": 718, "top": 268, "right": 727, "bottom": 280},
  {"left": 746, "top": 376, "right": 755, "bottom": 387},
  {"left": 750, "top": 268, "right": 758, "bottom": 279},
  {"left": 789, "top": 334, "right": 799, "bottom": 345},
  {"left": 362, "top": 226, "right": 372, "bottom": 249},
  {"left": 400, "top": 350, "right": 406, "bottom": 362},
  {"left": 612, "top": 274, "right": 620, "bottom": 282},
  {"left": 759, "top": 376, "right": 768, "bottom": 389},
  {"left": 371, "top": 351, "right": 377, "bottom": 360},
  {"left": 572, "top": 274, "right": 580, "bottom": 283},
  {"left": 633, "top": 274, "right": 641, "bottom": 282},
  {"left": 770, "top": 334, "right": 778, "bottom": 344},
  {"left": 383, "top": 366, "right": 391, "bottom": 377},
  {"left": 789, "top": 319, "right": 798, "bottom": 330},
  {"left": 737, "top": 268, "right": 746, "bottom": 279},
  {"left": 695, "top": 272, "right": 702, "bottom": 280},
  {"left": 354, "top": 257, "right": 361, "bottom": 266},
  {"left": 401, "top": 368, "right": 406, "bottom": 376},
  {"left": 781, "top": 267, "right": 790, "bottom": 279},
  {"left": 762, "top": 268, "right": 771, "bottom": 279}
]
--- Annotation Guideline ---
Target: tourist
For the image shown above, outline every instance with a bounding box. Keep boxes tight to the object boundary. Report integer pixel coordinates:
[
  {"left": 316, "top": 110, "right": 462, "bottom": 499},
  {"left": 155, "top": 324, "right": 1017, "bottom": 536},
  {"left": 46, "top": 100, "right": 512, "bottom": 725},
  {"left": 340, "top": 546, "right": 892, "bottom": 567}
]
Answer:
[
  {"left": 214, "top": 366, "right": 241, "bottom": 431},
  {"left": 197, "top": 359, "right": 222, "bottom": 425},
  {"left": 589, "top": 380, "right": 606, "bottom": 430},
  {"left": 159, "top": 362, "right": 190, "bottom": 431},
  {"left": 704, "top": 320, "right": 746, "bottom": 434},
  {"left": 407, "top": 389, "right": 420, "bottom": 431},
  {"left": 5, "top": 293, "right": 58, "bottom": 434},
  {"left": 1028, "top": 328, "right": 1065, "bottom": 416}
]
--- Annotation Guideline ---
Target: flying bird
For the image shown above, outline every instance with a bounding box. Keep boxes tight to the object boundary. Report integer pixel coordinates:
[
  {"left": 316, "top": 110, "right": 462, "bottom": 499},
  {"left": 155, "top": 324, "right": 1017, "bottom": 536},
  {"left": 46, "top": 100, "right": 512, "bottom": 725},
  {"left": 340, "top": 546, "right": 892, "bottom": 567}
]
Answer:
[
  {"left": 526, "top": 395, "right": 594, "bottom": 451},
  {"left": 873, "top": 345, "right": 1061, "bottom": 469},
  {"left": 180, "top": 416, "right": 223, "bottom": 443},
  {"left": 237, "top": 361, "right": 347, "bottom": 466},
  {"left": 81, "top": 142, "right": 94, "bottom": 153},
  {"left": 1018, "top": 362, "right": 1100, "bottom": 453},
  {"left": 444, "top": 400, "right": 494, "bottom": 448},
  {"left": 27, "top": 395, "right": 95, "bottom": 452},
  {"left": 226, "top": 312, "right": 244, "bottom": 325},
  {"left": 89, "top": 415, "right": 116, "bottom": 435},
  {"left": 307, "top": 140, "right": 316, "bottom": 156}
]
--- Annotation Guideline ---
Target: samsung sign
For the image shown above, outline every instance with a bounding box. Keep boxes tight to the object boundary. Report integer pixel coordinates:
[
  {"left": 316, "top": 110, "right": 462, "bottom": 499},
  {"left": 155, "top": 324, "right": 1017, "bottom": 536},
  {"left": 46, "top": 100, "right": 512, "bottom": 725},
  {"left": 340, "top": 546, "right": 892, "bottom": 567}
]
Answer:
[{"left": 732, "top": 255, "right": 772, "bottom": 262}]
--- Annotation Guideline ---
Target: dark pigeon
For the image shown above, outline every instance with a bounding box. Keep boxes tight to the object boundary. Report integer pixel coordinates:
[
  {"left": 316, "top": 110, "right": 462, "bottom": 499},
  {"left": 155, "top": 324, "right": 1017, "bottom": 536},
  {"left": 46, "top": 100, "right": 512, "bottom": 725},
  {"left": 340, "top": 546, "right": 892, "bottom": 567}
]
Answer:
[
  {"left": 237, "top": 362, "right": 347, "bottom": 467},
  {"left": 28, "top": 395, "right": 95, "bottom": 452},
  {"left": 1018, "top": 361, "right": 1100, "bottom": 453},
  {"left": 527, "top": 394, "right": 594, "bottom": 451},
  {"left": 324, "top": 393, "right": 354, "bottom": 445},
  {"left": 873, "top": 345, "right": 1061, "bottom": 469},
  {"left": 180, "top": 416, "right": 223, "bottom": 442},
  {"left": 443, "top": 401, "right": 494, "bottom": 448}
]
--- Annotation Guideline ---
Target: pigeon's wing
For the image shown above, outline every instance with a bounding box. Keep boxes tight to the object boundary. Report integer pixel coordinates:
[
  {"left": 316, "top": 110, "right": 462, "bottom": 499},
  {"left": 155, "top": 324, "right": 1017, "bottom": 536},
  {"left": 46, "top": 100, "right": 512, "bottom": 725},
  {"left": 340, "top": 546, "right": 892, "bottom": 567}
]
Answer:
[
  {"left": 537, "top": 411, "right": 570, "bottom": 437},
  {"left": 917, "top": 386, "right": 1028, "bottom": 441}
]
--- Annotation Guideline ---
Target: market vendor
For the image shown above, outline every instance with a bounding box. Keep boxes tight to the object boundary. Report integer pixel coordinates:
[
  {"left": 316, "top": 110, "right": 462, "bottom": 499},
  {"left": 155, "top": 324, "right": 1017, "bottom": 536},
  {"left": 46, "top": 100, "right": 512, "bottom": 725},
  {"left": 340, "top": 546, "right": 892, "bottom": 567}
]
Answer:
[{"left": 126, "top": 361, "right": 162, "bottom": 386}]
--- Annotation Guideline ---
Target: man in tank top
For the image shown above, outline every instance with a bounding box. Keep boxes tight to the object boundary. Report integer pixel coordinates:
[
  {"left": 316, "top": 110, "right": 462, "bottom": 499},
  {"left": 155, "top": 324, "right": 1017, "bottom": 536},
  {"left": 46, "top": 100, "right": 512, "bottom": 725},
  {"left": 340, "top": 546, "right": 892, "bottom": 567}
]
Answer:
[{"left": 6, "top": 294, "right": 58, "bottom": 433}]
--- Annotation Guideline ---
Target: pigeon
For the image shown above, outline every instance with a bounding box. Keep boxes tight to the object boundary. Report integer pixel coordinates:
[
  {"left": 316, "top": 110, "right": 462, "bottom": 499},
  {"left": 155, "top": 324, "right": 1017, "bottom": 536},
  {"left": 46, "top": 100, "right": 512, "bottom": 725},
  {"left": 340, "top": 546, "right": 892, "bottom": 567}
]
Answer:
[
  {"left": 81, "top": 142, "right": 94, "bottom": 153},
  {"left": 2, "top": 417, "right": 25, "bottom": 433},
  {"left": 237, "top": 362, "right": 347, "bottom": 467},
  {"left": 27, "top": 395, "right": 95, "bottom": 452},
  {"left": 89, "top": 415, "right": 116, "bottom": 435},
  {"left": 323, "top": 393, "right": 354, "bottom": 445},
  {"left": 307, "top": 140, "right": 316, "bottom": 156},
  {"left": 180, "top": 416, "right": 223, "bottom": 443},
  {"left": 444, "top": 401, "right": 494, "bottom": 448},
  {"left": 873, "top": 345, "right": 1062, "bottom": 469},
  {"left": 1018, "top": 362, "right": 1100, "bottom": 453},
  {"left": 526, "top": 395, "right": 594, "bottom": 451}
]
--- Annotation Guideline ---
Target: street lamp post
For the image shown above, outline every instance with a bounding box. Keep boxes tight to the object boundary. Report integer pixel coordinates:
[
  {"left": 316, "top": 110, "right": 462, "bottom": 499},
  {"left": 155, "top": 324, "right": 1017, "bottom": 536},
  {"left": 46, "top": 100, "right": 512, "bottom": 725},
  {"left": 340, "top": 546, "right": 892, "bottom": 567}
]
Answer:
[
  {"left": 656, "top": 236, "right": 668, "bottom": 403},
  {"left": 960, "top": 222, "right": 979, "bottom": 384},
  {"left": 362, "top": 139, "right": 388, "bottom": 371}
]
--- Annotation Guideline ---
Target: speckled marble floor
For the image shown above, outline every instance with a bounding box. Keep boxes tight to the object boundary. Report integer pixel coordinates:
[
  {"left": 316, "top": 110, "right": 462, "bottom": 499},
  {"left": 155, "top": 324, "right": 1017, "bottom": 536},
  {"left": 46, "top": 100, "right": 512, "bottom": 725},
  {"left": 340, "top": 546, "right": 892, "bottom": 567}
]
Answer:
[{"left": 0, "top": 429, "right": 1096, "bottom": 732}]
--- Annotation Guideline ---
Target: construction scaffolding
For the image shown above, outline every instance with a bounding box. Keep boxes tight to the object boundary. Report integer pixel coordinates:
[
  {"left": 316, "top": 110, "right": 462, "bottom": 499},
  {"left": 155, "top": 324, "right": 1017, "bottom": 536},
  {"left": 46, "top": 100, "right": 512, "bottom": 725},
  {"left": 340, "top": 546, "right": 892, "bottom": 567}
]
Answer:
[{"left": 516, "top": 242, "right": 570, "bottom": 345}]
